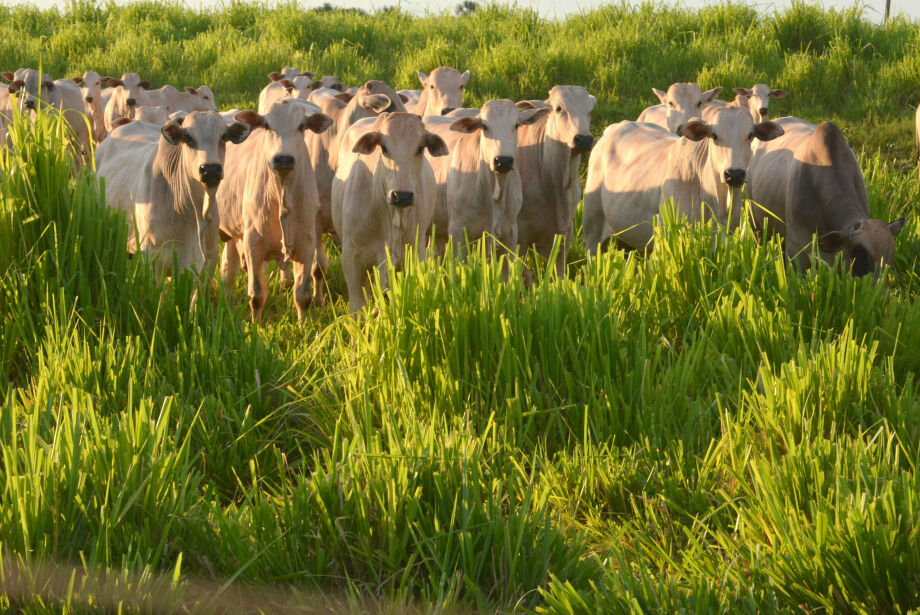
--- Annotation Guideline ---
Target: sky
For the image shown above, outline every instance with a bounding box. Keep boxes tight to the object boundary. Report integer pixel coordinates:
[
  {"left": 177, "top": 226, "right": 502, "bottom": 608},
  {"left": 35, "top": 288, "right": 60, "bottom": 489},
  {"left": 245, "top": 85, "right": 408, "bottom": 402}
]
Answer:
[{"left": 21, "top": 0, "right": 920, "bottom": 21}]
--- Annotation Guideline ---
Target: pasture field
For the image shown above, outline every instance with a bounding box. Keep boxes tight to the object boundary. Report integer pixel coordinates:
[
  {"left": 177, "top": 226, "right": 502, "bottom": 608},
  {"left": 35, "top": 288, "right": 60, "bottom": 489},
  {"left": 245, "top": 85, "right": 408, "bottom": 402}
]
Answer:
[{"left": 2, "top": 1, "right": 920, "bottom": 612}]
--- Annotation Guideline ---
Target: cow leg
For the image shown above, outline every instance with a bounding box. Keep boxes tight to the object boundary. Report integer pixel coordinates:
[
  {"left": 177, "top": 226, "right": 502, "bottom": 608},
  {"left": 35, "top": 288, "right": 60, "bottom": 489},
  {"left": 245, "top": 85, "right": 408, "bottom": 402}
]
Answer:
[
  {"left": 243, "top": 231, "right": 268, "bottom": 322},
  {"left": 312, "top": 240, "right": 328, "bottom": 307},
  {"left": 279, "top": 257, "right": 294, "bottom": 289},
  {"left": 292, "top": 261, "right": 313, "bottom": 321},
  {"left": 342, "top": 243, "right": 367, "bottom": 315}
]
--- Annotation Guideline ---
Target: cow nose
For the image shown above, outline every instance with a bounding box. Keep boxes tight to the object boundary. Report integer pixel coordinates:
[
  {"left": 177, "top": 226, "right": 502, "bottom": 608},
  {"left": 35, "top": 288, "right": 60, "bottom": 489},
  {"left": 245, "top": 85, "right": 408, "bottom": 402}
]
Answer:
[
  {"left": 126, "top": 98, "right": 136, "bottom": 106},
  {"left": 493, "top": 156, "right": 514, "bottom": 173},
  {"left": 759, "top": 107, "right": 768, "bottom": 118},
  {"left": 24, "top": 99, "right": 36, "bottom": 110},
  {"left": 573, "top": 133, "right": 594, "bottom": 152},
  {"left": 271, "top": 154, "right": 295, "bottom": 172},
  {"left": 441, "top": 107, "right": 456, "bottom": 115},
  {"left": 389, "top": 190, "right": 414, "bottom": 207},
  {"left": 85, "top": 96, "right": 93, "bottom": 103},
  {"left": 723, "top": 168, "right": 746, "bottom": 186},
  {"left": 199, "top": 163, "right": 223, "bottom": 187}
]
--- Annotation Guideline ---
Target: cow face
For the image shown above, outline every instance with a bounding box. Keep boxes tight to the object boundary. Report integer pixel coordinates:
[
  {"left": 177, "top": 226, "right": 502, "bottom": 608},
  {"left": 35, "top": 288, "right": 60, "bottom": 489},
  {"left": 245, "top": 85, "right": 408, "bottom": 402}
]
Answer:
[
  {"left": 8, "top": 69, "right": 56, "bottom": 114},
  {"left": 654, "top": 82, "right": 722, "bottom": 134},
  {"left": 819, "top": 218, "right": 906, "bottom": 277},
  {"left": 679, "top": 106, "right": 784, "bottom": 188},
  {"left": 450, "top": 99, "right": 548, "bottom": 174},
  {"left": 105, "top": 73, "right": 150, "bottom": 118},
  {"left": 80, "top": 71, "right": 104, "bottom": 104},
  {"left": 352, "top": 112, "right": 447, "bottom": 208},
  {"left": 541, "top": 85, "right": 596, "bottom": 153},
  {"left": 358, "top": 80, "right": 407, "bottom": 114},
  {"left": 734, "top": 84, "right": 786, "bottom": 123},
  {"left": 184, "top": 85, "right": 217, "bottom": 112},
  {"left": 418, "top": 67, "right": 470, "bottom": 116},
  {"left": 317, "top": 75, "right": 345, "bottom": 92}
]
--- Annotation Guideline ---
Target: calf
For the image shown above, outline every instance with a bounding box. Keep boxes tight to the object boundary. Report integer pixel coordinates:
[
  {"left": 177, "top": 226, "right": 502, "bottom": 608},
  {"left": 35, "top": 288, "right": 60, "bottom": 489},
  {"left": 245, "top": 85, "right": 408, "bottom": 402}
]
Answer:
[
  {"left": 583, "top": 105, "right": 783, "bottom": 253},
  {"left": 748, "top": 117, "right": 904, "bottom": 275},
  {"left": 332, "top": 112, "right": 447, "bottom": 314},
  {"left": 732, "top": 84, "right": 786, "bottom": 123},
  {"left": 217, "top": 101, "right": 332, "bottom": 322},
  {"left": 95, "top": 110, "right": 251, "bottom": 272},
  {"left": 306, "top": 80, "right": 407, "bottom": 304},
  {"left": 4, "top": 69, "right": 91, "bottom": 164},
  {"left": 145, "top": 85, "right": 217, "bottom": 114},
  {"left": 422, "top": 99, "right": 548, "bottom": 256},
  {"left": 73, "top": 71, "right": 109, "bottom": 143},
  {"left": 268, "top": 67, "right": 311, "bottom": 82},
  {"left": 406, "top": 67, "right": 470, "bottom": 117},
  {"left": 515, "top": 85, "right": 596, "bottom": 274},
  {"left": 637, "top": 82, "right": 722, "bottom": 133},
  {"left": 103, "top": 73, "right": 151, "bottom": 132}
]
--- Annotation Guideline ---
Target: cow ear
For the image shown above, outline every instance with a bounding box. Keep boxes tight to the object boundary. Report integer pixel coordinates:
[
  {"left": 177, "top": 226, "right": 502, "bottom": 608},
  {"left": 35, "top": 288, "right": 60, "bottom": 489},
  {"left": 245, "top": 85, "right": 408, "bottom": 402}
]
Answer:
[
  {"left": 819, "top": 231, "right": 848, "bottom": 253},
  {"left": 417, "top": 70, "right": 428, "bottom": 86},
  {"left": 701, "top": 87, "right": 722, "bottom": 103},
  {"left": 888, "top": 217, "right": 906, "bottom": 237},
  {"left": 335, "top": 91, "right": 354, "bottom": 103},
  {"left": 519, "top": 106, "right": 550, "bottom": 125},
  {"left": 302, "top": 112, "right": 333, "bottom": 134},
  {"left": 280, "top": 79, "right": 294, "bottom": 93},
  {"left": 138, "top": 80, "right": 151, "bottom": 89},
  {"left": 652, "top": 88, "right": 667, "bottom": 104},
  {"left": 222, "top": 121, "right": 252, "bottom": 144},
  {"left": 185, "top": 86, "right": 198, "bottom": 95},
  {"left": 753, "top": 121, "right": 784, "bottom": 142},
  {"left": 425, "top": 133, "right": 449, "bottom": 157},
  {"left": 677, "top": 120, "right": 711, "bottom": 141},
  {"left": 770, "top": 89, "right": 787, "bottom": 99},
  {"left": 459, "top": 70, "right": 471, "bottom": 87},
  {"left": 733, "top": 87, "right": 752, "bottom": 96},
  {"left": 398, "top": 92, "right": 410, "bottom": 103},
  {"left": 219, "top": 228, "right": 232, "bottom": 242},
  {"left": 103, "top": 77, "right": 123, "bottom": 87},
  {"left": 72, "top": 76, "right": 84, "bottom": 85},
  {"left": 112, "top": 117, "right": 132, "bottom": 128},
  {"left": 303, "top": 71, "right": 315, "bottom": 80},
  {"left": 233, "top": 110, "right": 265, "bottom": 129},
  {"left": 310, "top": 80, "right": 322, "bottom": 90},
  {"left": 0, "top": 71, "right": 13, "bottom": 82},
  {"left": 359, "top": 94, "right": 391, "bottom": 114},
  {"left": 8, "top": 80, "right": 24, "bottom": 93},
  {"left": 268, "top": 72, "right": 282, "bottom": 82},
  {"left": 450, "top": 116, "right": 482, "bottom": 133},
  {"left": 161, "top": 120, "right": 185, "bottom": 145},
  {"left": 332, "top": 82, "right": 345, "bottom": 92},
  {"left": 42, "top": 80, "right": 56, "bottom": 91},
  {"left": 352, "top": 131, "right": 381, "bottom": 155},
  {"left": 515, "top": 100, "right": 539, "bottom": 111}
]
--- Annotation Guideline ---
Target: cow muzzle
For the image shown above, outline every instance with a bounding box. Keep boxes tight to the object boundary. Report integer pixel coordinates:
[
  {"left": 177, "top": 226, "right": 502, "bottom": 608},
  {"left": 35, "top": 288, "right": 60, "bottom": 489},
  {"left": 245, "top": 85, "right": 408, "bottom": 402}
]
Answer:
[
  {"left": 85, "top": 96, "right": 94, "bottom": 103},
  {"left": 723, "top": 168, "right": 746, "bottom": 187},
  {"left": 388, "top": 190, "right": 414, "bottom": 208},
  {"left": 493, "top": 156, "right": 514, "bottom": 174},
  {"left": 199, "top": 163, "right": 223, "bottom": 187},
  {"left": 573, "top": 133, "right": 594, "bottom": 152},
  {"left": 441, "top": 107, "right": 456, "bottom": 115},
  {"left": 759, "top": 108, "right": 768, "bottom": 119},
  {"left": 24, "top": 99, "right": 36, "bottom": 110},
  {"left": 126, "top": 98, "right": 137, "bottom": 107},
  {"left": 271, "top": 154, "right": 296, "bottom": 175}
]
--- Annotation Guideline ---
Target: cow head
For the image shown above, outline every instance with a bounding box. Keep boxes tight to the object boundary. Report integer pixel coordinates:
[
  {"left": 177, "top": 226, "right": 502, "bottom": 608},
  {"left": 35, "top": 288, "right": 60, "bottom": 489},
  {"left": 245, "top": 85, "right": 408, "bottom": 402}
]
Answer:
[
  {"left": 450, "top": 98, "right": 548, "bottom": 175},
  {"left": 79, "top": 71, "right": 104, "bottom": 104},
  {"left": 417, "top": 67, "right": 470, "bottom": 116},
  {"left": 161, "top": 110, "right": 253, "bottom": 262},
  {"left": 7, "top": 69, "right": 56, "bottom": 113},
  {"left": 135, "top": 105, "right": 171, "bottom": 125},
  {"left": 358, "top": 80, "right": 407, "bottom": 114},
  {"left": 678, "top": 106, "right": 783, "bottom": 188},
  {"left": 819, "top": 218, "right": 906, "bottom": 277},
  {"left": 184, "top": 85, "right": 218, "bottom": 111},
  {"left": 537, "top": 85, "right": 596, "bottom": 153},
  {"left": 268, "top": 68, "right": 313, "bottom": 82},
  {"left": 105, "top": 73, "right": 150, "bottom": 118},
  {"left": 654, "top": 82, "right": 722, "bottom": 134},
  {"left": 352, "top": 112, "right": 447, "bottom": 208},
  {"left": 316, "top": 75, "right": 345, "bottom": 92},
  {"left": 734, "top": 84, "right": 786, "bottom": 123}
]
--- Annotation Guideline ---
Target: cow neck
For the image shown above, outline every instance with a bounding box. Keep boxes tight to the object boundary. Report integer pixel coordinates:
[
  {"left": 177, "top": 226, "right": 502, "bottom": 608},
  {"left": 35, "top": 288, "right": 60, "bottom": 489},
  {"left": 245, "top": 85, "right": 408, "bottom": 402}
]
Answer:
[
  {"left": 526, "top": 116, "right": 581, "bottom": 235},
  {"left": 415, "top": 88, "right": 430, "bottom": 117},
  {"left": 370, "top": 154, "right": 404, "bottom": 233},
  {"left": 802, "top": 136, "right": 871, "bottom": 230},
  {"left": 475, "top": 157, "right": 509, "bottom": 237},
  {"left": 153, "top": 137, "right": 202, "bottom": 218}
]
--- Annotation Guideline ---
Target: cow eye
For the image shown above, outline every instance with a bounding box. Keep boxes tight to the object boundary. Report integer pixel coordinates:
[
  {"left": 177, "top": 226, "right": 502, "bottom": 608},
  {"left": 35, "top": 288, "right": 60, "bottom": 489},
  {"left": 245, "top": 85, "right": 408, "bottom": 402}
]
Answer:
[
  {"left": 748, "top": 132, "right": 755, "bottom": 141},
  {"left": 381, "top": 145, "right": 389, "bottom": 156},
  {"left": 668, "top": 102, "right": 675, "bottom": 108},
  {"left": 514, "top": 123, "right": 520, "bottom": 129},
  {"left": 430, "top": 84, "right": 435, "bottom": 89},
  {"left": 697, "top": 101, "right": 702, "bottom": 107},
  {"left": 183, "top": 134, "right": 197, "bottom": 147},
  {"left": 555, "top": 105, "right": 563, "bottom": 113},
  {"left": 416, "top": 145, "right": 424, "bottom": 155},
  {"left": 711, "top": 133, "right": 718, "bottom": 142}
]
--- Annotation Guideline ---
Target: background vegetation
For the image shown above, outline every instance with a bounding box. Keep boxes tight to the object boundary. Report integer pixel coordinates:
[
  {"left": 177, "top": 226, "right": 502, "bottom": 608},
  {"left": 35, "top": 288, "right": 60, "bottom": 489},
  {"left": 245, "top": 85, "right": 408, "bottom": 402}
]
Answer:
[{"left": 2, "top": 1, "right": 920, "bottom": 612}]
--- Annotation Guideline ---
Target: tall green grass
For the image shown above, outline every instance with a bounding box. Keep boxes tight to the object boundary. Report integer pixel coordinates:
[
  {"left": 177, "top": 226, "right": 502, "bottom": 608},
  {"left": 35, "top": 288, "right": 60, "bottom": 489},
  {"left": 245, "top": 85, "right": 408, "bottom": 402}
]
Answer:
[{"left": 2, "top": 2, "right": 920, "bottom": 613}]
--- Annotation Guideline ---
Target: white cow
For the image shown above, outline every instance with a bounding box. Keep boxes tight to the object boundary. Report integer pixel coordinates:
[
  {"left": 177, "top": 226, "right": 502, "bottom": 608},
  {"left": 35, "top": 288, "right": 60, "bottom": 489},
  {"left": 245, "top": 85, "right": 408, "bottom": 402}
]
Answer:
[
  {"left": 95, "top": 111, "right": 251, "bottom": 273},
  {"left": 732, "top": 84, "right": 787, "bottom": 123},
  {"left": 103, "top": 73, "right": 151, "bottom": 132},
  {"left": 144, "top": 85, "right": 217, "bottom": 114},
  {"left": 583, "top": 105, "right": 784, "bottom": 254},
  {"left": 404, "top": 67, "right": 470, "bottom": 117},
  {"left": 422, "top": 99, "right": 548, "bottom": 256},
  {"left": 332, "top": 112, "right": 447, "bottom": 314},
  {"left": 637, "top": 82, "right": 723, "bottom": 133},
  {"left": 515, "top": 86, "right": 596, "bottom": 274},
  {"left": 748, "top": 117, "right": 904, "bottom": 275},
  {"left": 217, "top": 102, "right": 332, "bottom": 322},
  {"left": 73, "top": 71, "right": 108, "bottom": 143}
]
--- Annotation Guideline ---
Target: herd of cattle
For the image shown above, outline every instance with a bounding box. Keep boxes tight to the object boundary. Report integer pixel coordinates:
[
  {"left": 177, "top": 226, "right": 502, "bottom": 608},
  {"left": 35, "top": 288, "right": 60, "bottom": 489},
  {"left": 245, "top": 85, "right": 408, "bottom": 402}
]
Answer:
[{"left": 0, "top": 66, "right": 908, "bottom": 319}]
